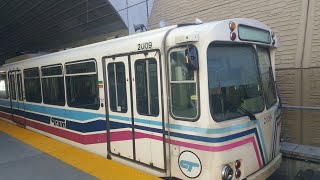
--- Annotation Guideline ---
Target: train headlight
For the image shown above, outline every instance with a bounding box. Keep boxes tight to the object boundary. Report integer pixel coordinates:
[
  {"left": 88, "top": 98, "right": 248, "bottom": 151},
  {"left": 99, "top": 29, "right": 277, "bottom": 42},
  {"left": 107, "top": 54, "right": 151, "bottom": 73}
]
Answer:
[
  {"left": 229, "top": 21, "right": 237, "bottom": 31},
  {"left": 230, "top": 32, "right": 237, "bottom": 41},
  {"left": 235, "top": 169, "right": 241, "bottom": 178},
  {"left": 235, "top": 160, "right": 241, "bottom": 169},
  {"left": 229, "top": 21, "right": 237, "bottom": 41},
  {"left": 222, "top": 164, "right": 233, "bottom": 180}
]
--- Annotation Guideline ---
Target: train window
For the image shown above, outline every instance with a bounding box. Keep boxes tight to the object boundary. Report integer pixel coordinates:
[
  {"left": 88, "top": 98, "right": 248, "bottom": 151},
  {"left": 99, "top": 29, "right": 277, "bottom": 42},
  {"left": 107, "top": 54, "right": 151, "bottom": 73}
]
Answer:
[
  {"left": 135, "top": 59, "right": 159, "bottom": 116},
  {"left": 207, "top": 44, "right": 264, "bottom": 122},
  {"left": 107, "top": 62, "right": 127, "bottom": 113},
  {"left": 24, "top": 68, "right": 42, "bottom": 103},
  {"left": 41, "top": 65, "right": 65, "bottom": 106},
  {"left": 169, "top": 48, "right": 199, "bottom": 119},
  {"left": 65, "top": 60, "right": 99, "bottom": 110},
  {"left": 66, "top": 61, "right": 96, "bottom": 74},
  {"left": 17, "top": 74, "right": 23, "bottom": 101},
  {"left": 42, "top": 65, "right": 63, "bottom": 76},
  {"left": 9, "top": 74, "right": 16, "bottom": 100},
  {"left": 0, "top": 73, "right": 8, "bottom": 99},
  {"left": 257, "top": 47, "right": 277, "bottom": 109}
]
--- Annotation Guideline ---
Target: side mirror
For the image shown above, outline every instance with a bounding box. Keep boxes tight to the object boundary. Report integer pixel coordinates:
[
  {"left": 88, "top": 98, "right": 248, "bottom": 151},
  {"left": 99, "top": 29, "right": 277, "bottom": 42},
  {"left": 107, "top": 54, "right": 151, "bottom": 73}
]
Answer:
[{"left": 185, "top": 46, "right": 199, "bottom": 70}]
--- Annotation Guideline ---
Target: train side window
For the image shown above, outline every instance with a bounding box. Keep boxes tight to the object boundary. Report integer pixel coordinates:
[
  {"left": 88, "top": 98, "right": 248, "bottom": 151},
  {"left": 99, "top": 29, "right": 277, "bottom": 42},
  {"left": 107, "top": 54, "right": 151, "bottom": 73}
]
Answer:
[
  {"left": 41, "top": 65, "right": 65, "bottom": 106},
  {"left": 257, "top": 47, "right": 277, "bottom": 109},
  {"left": 17, "top": 74, "right": 23, "bottom": 101},
  {"left": 9, "top": 74, "right": 16, "bottom": 100},
  {"left": 0, "top": 73, "right": 9, "bottom": 99},
  {"left": 24, "top": 68, "right": 42, "bottom": 103},
  {"left": 135, "top": 59, "right": 159, "bottom": 116},
  {"left": 65, "top": 60, "right": 99, "bottom": 110},
  {"left": 169, "top": 47, "right": 199, "bottom": 120},
  {"left": 107, "top": 62, "right": 127, "bottom": 113}
]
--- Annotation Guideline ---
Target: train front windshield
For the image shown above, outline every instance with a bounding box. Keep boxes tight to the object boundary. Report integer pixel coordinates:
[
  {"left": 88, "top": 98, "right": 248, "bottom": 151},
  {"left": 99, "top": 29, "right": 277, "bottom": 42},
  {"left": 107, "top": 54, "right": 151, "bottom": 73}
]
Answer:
[{"left": 207, "top": 43, "right": 277, "bottom": 122}]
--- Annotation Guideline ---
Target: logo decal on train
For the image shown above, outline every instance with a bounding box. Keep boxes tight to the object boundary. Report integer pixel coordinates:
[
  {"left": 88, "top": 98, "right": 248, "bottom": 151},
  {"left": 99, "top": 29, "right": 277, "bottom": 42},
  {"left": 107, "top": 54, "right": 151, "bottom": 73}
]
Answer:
[
  {"left": 50, "top": 117, "right": 66, "bottom": 128},
  {"left": 178, "top": 151, "right": 202, "bottom": 178},
  {"left": 263, "top": 114, "right": 273, "bottom": 124}
]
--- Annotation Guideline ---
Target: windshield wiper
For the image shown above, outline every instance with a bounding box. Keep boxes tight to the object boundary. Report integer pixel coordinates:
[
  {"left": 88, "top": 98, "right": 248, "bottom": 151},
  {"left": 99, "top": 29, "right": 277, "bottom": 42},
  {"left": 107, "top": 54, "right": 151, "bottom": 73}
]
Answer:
[
  {"left": 215, "top": 70, "right": 257, "bottom": 121},
  {"left": 225, "top": 99, "right": 257, "bottom": 120},
  {"left": 217, "top": 95, "right": 257, "bottom": 121}
]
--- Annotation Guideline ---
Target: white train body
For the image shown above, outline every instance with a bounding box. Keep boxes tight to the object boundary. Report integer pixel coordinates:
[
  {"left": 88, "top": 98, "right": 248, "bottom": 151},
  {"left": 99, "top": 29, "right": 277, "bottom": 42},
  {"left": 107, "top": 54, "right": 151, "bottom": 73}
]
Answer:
[{"left": 0, "top": 18, "right": 282, "bottom": 179}]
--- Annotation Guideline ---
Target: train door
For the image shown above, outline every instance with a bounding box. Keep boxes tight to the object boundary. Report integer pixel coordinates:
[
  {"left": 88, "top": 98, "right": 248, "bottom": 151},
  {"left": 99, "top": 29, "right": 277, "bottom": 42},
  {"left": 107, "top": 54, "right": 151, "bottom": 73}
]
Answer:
[
  {"left": 104, "top": 52, "right": 165, "bottom": 169},
  {"left": 8, "top": 71, "right": 25, "bottom": 127},
  {"left": 130, "top": 52, "right": 165, "bottom": 169},
  {"left": 104, "top": 56, "right": 134, "bottom": 160}
]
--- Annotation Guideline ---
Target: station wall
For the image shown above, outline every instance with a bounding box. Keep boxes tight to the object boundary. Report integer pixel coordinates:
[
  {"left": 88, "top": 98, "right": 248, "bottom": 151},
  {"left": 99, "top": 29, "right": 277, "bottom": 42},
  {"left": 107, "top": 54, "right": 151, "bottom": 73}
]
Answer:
[{"left": 149, "top": 0, "right": 320, "bottom": 146}]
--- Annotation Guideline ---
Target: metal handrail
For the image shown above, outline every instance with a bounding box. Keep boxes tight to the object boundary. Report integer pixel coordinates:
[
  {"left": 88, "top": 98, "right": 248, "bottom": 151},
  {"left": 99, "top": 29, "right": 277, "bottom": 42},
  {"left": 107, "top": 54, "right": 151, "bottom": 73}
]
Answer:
[{"left": 283, "top": 105, "right": 320, "bottom": 110}]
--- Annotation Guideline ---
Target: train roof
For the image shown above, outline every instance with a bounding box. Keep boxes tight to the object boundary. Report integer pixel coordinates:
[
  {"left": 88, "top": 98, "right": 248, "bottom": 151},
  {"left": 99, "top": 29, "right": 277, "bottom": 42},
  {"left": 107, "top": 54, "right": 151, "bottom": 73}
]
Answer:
[{"left": 1, "top": 18, "right": 274, "bottom": 69}]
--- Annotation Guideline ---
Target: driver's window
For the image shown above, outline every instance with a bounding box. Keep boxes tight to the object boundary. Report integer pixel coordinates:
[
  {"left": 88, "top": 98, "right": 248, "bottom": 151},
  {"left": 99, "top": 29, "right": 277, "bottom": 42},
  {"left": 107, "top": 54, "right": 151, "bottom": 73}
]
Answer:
[{"left": 169, "top": 47, "right": 199, "bottom": 120}]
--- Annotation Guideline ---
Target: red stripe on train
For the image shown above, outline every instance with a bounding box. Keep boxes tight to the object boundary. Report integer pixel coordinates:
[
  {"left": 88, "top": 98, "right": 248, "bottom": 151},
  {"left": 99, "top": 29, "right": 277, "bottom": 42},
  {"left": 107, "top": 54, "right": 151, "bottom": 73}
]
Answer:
[{"left": 0, "top": 111, "right": 13, "bottom": 120}]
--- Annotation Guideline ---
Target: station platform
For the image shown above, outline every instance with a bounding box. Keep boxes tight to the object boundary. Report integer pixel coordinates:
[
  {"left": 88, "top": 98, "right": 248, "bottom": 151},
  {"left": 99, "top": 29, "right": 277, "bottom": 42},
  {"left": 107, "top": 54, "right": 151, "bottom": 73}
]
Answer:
[{"left": 0, "top": 120, "right": 160, "bottom": 180}]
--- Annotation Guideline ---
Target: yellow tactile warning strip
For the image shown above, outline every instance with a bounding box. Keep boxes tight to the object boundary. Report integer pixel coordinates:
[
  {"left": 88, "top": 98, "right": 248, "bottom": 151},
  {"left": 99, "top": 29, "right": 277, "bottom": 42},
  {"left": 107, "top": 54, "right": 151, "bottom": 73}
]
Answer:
[{"left": 0, "top": 120, "right": 161, "bottom": 180}]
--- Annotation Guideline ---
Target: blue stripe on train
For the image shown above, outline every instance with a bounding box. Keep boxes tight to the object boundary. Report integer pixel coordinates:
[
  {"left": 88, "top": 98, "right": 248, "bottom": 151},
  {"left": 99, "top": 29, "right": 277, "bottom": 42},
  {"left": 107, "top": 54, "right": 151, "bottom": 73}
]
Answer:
[
  {"left": 110, "top": 114, "right": 260, "bottom": 135},
  {"left": 25, "top": 103, "right": 105, "bottom": 121},
  {"left": 0, "top": 104, "right": 107, "bottom": 133},
  {"left": 109, "top": 121, "right": 131, "bottom": 129},
  {"left": 67, "top": 120, "right": 106, "bottom": 133},
  {"left": 0, "top": 100, "right": 106, "bottom": 121}
]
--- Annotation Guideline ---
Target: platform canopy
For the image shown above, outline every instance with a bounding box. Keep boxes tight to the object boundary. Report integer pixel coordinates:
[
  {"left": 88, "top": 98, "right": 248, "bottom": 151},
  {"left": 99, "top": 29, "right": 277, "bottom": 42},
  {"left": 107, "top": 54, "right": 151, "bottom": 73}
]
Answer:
[{"left": 0, "top": 0, "right": 127, "bottom": 64}]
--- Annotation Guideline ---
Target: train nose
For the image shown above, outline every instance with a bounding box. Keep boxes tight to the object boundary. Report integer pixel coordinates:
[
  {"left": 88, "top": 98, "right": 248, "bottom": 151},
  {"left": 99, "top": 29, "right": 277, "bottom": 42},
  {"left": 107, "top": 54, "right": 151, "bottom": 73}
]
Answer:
[{"left": 257, "top": 108, "right": 281, "bottom": 165}]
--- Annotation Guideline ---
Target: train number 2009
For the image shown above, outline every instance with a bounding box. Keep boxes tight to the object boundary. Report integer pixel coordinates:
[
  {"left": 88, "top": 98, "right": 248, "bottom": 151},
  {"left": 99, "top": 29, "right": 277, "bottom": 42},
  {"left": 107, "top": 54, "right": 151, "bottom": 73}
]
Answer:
[{"left": 138, "top": 42, "right": 152, "bottom": 50}]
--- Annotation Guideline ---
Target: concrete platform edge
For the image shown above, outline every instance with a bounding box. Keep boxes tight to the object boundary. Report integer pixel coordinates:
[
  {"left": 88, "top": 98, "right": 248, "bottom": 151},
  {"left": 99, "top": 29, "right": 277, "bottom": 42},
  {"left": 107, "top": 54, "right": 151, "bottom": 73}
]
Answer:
[{"left": 281, "top": 142, "right": 320, "bottom": 163}]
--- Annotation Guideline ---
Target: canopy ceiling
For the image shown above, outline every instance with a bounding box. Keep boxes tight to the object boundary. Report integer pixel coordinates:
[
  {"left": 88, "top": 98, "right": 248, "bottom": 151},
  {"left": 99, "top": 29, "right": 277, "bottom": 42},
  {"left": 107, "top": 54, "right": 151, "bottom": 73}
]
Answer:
[{"left": 0, "top": 0, "right": 127, "bottom": 64}]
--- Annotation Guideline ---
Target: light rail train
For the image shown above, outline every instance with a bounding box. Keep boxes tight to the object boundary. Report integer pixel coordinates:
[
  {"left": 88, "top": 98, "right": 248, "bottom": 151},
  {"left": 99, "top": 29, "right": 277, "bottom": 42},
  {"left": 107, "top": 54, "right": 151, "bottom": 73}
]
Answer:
[{"left": 0, "top": 18, "right": 282, "bottom": 180}]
